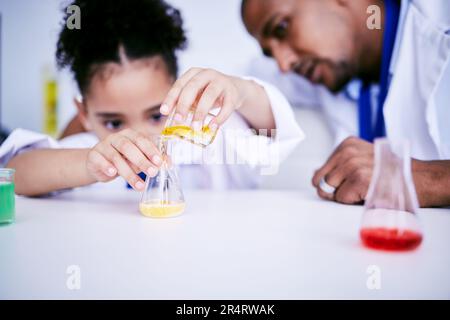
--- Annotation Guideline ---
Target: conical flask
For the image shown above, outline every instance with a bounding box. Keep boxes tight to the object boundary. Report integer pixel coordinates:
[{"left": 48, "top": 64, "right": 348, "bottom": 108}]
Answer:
[
  {"left": 161, "top": 107, "right": 220, "bottom": 147},
  {"left": 360, "top": 138, "right": 423, "bottom": 251},
  {"left": 139, "top": 138, "right": 185, "bottom": 218}
]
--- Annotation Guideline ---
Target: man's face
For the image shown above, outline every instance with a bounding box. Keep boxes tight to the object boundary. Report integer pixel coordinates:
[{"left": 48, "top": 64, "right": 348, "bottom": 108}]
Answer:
[{"left": 243, "top": 0, "right": 360, "bottom": 92}]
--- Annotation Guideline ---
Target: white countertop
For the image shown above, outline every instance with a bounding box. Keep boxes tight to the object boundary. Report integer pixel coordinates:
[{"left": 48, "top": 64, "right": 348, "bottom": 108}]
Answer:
[{"left": 1, "top": 187, "right": 449, "bottom": 299}]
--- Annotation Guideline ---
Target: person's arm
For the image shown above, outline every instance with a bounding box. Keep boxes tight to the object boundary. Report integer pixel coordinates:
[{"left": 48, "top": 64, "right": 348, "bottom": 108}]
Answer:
[
  {"left": 7, "top": 129, "right": 163, "bottom": 197},
  {"left": 231, "top": 76, "right": 275, "bottom": 131},
  {"left": 312, "top": 136, "right": 450, "bottom": 208},
  {"left": 413, "top": 160, "right": 450, "bottom": 207},
  {"left": 160, "top": 68, "right": 275, "bottom": 133},
  {"left": 7, "top": 149, "right": 94, "bottom": 196}
]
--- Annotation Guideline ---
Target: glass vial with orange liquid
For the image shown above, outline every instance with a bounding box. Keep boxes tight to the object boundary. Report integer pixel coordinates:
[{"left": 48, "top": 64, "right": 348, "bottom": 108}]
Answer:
[
  {"left": 139, "top": 138, "right": 185, "bottom": 218},
  {"left": 360, "top": 138, "right": 423, "bottom": 251}
]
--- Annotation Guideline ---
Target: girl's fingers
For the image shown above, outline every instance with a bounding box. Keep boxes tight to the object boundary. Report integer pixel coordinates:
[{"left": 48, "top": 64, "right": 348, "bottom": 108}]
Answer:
[
  {"left": 162, "top": 68, "right": 239, "bottom": 131},
  {"left": 192, "top": 81, "right": 225, "bottom": 128},
  {"left": 161, "top": 67, "right": 203, "bottom": 115},
  {"left": 127, "top": 160, "right": 141, "bottom": 175},
  {"left": 110, "top": 134, "right": 157, "bottom": 177},
  {"left": 120, "top": 129, "right": 162, "bottom": 168},
  {"left": 108, "top": 148, "right": 146, "bottom": 191},
  {"left": 174, "top": 70, "right": 216, "bottom": 121},
  {"left": 209, "top": 87, "right": 236, "bottom": 128},
  {"left": 89, "top": 149, "right": 117, "bottom": 178}
]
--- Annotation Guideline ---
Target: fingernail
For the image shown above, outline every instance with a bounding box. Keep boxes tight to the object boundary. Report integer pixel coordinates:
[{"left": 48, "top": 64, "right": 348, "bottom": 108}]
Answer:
[
  {"left": 135, "top": 181, "right": 145, "bottom": 190},
  {"left": 160, "top": 104, "right": 169, "bottom": 114},
  {"left": 107, "top": 167, "right": 116, "bottom": 176},
  {"left": 192, "top": 121, "right": 201, "bottom": 132},
  {"left": 152, "top": 155, "right": 162, "bottom": 165},
  {"left": 174, "top": 113, "right": 183, "bottom": 122},
  {"left": 147, "top": 166, "right": 158, "bottom": 176}
]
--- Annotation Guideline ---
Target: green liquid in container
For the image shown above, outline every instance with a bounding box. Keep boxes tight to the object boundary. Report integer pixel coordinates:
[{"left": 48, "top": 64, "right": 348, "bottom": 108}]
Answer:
[{"left": 0, "top": 182, "right": 15, "bottom": 224}]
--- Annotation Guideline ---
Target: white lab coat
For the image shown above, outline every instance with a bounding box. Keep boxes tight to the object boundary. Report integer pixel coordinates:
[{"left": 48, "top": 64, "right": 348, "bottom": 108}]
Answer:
[
  {"left": 246, "top": 58, "right": 360, "bottom": 146},
  {"left": 0, "top": 78, "right": 304, "bottom": 191},
  {"left": 247, "top": 0, "right": 450, "bottom": 160},
  {"left": 385, "top": 0, "right": 450, "bottom": 160}
]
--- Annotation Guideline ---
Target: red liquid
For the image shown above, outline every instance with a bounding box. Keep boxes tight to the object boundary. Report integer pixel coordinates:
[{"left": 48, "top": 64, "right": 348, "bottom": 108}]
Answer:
[{"left": 360, "top": 228, "right": 423, "bottom": 251}]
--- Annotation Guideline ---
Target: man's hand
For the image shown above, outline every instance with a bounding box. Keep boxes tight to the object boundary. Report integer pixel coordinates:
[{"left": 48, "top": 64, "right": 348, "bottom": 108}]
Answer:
[
  {"left": 312, "top": 136, "right": 374, "bottom": 205},
  {"left": 312, "top": 136, "right": 450, "bottom": 208}
]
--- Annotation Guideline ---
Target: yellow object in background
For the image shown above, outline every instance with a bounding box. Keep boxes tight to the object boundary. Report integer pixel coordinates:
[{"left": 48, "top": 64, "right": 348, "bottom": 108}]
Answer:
[{"left": 42, "top": 65, "right": 58, "bottom": 137}]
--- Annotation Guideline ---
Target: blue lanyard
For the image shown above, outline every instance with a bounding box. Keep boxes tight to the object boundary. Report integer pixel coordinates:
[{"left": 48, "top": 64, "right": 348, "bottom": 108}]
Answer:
[{"left": 358, "top": 0, "right": 400, "bottom": 142}]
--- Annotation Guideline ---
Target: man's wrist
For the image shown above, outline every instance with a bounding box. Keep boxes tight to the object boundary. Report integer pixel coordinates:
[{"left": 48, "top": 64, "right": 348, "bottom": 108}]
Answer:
[{"left": 412, "top": 159, "right": 450, "bottom": 207}]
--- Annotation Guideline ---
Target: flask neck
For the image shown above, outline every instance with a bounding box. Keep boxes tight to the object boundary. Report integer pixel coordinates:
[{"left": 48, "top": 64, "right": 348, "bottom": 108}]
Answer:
[{"left": 365, "top": 139, "right": 419, "bottom": 213}]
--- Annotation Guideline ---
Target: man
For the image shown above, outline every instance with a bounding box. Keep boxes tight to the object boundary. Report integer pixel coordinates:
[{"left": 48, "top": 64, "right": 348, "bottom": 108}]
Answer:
[{"left": 242, "top": 0, "right": 450, "bottom": 207}]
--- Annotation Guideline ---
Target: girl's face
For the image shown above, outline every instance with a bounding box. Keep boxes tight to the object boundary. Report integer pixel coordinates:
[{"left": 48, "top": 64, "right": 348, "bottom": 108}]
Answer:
[{"left": 76, "top": 56, "right": 174, "bottom": 140}]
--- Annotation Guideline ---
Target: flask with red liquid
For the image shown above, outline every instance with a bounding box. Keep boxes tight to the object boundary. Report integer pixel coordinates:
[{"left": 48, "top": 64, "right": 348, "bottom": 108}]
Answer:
[{"left": 360, "top": 138, "right": 423, "bottom": 251}]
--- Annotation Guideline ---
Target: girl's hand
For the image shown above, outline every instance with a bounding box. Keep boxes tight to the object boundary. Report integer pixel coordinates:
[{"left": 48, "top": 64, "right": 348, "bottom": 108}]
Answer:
[
  {"left": 160, "top": 68, "right": 248, "bottom": 131},
  {"left": 86, "top": 129, "right": 163, "bottom": 191}
]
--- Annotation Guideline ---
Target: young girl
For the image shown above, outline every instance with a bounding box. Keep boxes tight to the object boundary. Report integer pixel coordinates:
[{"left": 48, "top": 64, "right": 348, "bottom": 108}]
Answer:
[{"left": 0, "top": 0, "right": 303, "bottom": 196}]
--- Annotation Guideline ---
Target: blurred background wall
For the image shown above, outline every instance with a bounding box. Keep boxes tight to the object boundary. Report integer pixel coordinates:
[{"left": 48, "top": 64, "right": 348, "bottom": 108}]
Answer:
[
  {"left": 0, "top": 0, "right": 262, "bottom": 133},
  {"left": 0, "top": 0, "right": 333, "bottom": 189}
]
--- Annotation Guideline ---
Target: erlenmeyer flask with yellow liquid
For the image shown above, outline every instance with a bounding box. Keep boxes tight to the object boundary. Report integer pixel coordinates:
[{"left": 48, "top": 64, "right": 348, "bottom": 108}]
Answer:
[
  {"left": 139, "top": 138, "right": 185, "bottom": 218},
  {"left": 139, "top": 107, "right": 221, "bottom": 218},
  {"left": 161, "top": 107, "right": 220, "bottom": 147}
]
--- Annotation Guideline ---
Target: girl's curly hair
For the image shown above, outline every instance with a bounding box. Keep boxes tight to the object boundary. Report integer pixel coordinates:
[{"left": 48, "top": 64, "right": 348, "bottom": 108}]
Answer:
[{"left": 56, "top": 0, "right": 187, "bottom": 94}]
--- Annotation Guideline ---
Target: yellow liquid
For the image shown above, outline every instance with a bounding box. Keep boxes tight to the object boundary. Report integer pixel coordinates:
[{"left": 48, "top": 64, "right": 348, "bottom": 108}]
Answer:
[
  {"left": 139, "top": 201, "right": 185, "bottom": 218},
  {"left": 43, "top": 80, "right": 58, "bottom": 137},
  {"left": 162, "top": 125, "right": 215, "bottom": 146}
]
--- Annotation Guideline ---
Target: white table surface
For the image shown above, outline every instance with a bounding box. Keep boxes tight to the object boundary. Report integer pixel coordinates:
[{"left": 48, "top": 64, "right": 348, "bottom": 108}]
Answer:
[{"left": 1, "top": 187, "right": 449, "bottom": 299}]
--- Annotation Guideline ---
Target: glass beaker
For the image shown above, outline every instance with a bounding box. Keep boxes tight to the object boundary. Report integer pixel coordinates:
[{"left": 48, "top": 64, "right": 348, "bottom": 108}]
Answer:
[
  {"left": 360, "top": 138, "right": 423, "bottom": 251},
  {"left": 139, "top": 138, "right": 185, "bottom": 218},
  {"left": 162, "top": 107, "right": 220, "bottom": 147},
  {"left": 0, "top": 168, "right": 15, "bottom": 224}
]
